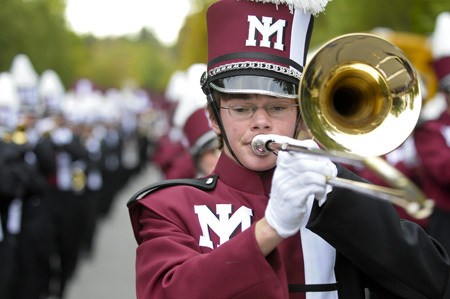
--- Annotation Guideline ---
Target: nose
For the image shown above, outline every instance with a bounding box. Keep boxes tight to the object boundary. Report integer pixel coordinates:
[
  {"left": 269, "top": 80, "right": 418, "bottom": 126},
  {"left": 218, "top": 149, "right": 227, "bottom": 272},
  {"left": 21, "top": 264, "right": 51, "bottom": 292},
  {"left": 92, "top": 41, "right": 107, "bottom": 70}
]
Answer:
[{"left": 250, "top": 107, "right": 272, "bottom": 131}]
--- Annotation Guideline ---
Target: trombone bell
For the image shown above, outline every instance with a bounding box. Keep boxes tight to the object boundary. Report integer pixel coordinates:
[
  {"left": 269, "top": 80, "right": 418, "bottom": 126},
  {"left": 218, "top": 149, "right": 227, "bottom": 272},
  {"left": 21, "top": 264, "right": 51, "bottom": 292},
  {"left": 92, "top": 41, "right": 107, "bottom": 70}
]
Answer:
[{"left": 300, "top": 33, "right": 422, "bottom": 157}]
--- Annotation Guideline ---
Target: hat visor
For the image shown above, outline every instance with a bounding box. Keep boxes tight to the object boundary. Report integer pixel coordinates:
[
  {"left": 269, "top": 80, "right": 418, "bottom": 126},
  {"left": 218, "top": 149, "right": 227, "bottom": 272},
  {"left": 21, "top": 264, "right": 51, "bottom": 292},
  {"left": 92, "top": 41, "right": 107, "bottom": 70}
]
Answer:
[{"left": 210, "top": 76, "right": 298, "bottom": 99}]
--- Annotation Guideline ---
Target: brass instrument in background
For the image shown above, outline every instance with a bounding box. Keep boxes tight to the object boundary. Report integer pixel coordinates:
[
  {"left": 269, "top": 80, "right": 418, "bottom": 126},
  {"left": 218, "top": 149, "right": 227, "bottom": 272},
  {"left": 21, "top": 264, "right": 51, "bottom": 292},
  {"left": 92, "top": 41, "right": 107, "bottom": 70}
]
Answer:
[
  {"left": 11, "top": 126, "right": 28, "bottom": 145},
  {"left": 252, "top": 33, "right": 434, "bottom": 219},
  {"left": 1, "top": 125, "right": 28, "bottom": 145},
  {"left": 72, "top": 166, "right": 87, "bottom": 193}
]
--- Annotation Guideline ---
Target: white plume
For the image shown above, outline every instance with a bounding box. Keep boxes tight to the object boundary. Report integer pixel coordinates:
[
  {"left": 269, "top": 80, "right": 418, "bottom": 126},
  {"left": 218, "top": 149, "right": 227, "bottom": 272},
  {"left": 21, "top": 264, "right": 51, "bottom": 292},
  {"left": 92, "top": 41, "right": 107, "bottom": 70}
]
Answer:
[
  {"left": 165, "top": 70, "right": 187, "bottom": 103},
  {"left": 172, "top": 63, "right": 208, "bottom": 129},
  {"left": 0, "top": 72, "right": 20, "bottom": 110},
  {"left": 10, "top": 54, "right": 38, "bottom": 88},
  {"left": 432, "top": 12, "right": 450, "bottom": 59},
  {"left": 248, "top": 0, "right": 331, "bottom": 15},
  {"left": 39, "top": 69, "right": 65, "bottom": 98},
  {"left": 0, "top": 72, "right": 20, "bottom": 129}
]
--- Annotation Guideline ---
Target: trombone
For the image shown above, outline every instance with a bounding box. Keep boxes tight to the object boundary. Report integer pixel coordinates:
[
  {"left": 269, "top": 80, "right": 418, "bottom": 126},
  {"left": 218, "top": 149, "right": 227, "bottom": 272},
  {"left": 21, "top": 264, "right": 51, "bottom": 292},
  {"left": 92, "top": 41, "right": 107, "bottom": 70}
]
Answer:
[{"left": 252, "top": 33, "right": 434, "bottom": 219}]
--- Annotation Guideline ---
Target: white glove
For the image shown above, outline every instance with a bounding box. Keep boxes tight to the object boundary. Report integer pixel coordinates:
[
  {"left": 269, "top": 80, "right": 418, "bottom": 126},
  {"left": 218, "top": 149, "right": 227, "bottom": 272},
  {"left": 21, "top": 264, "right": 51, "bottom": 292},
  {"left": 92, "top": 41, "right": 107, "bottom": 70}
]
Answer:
[{"left": 265, "top": 138, "right": 337, "bottom": 238}]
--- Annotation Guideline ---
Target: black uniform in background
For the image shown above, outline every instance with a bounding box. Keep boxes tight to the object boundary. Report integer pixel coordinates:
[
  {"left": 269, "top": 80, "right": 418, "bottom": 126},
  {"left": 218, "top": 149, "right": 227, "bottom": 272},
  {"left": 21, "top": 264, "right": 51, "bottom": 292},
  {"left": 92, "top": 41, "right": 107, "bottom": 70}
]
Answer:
[
  {"left": 0, "top": 138, "right": 49, "bottom": 299},
  {"left": 38, "top": 126, "right": 90, "bottom": 298}
]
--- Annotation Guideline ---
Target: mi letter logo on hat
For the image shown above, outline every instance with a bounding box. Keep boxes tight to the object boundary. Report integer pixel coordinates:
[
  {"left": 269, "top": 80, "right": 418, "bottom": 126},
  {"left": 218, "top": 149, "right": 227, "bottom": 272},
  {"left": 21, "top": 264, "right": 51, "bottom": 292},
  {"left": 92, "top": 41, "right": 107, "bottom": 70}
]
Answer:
[{"left": 246, "top": 16, "right": 286, "bottom": 50}]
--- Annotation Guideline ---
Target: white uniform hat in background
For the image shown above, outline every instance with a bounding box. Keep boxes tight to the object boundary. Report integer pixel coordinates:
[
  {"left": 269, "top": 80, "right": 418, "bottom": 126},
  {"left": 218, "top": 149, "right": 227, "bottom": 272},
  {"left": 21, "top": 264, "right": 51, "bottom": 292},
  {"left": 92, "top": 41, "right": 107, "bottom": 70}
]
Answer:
[
  {"left": 0, "top": 72, "right": 20, "bottom": 131},
  {"left": 173, "top": 63, "right": 217, "bottom": 157},
  {"left": 432, "top": 11, "right": 450, "bottom": 92},
  {"left": 102, "top": 88, "right": 123, "bottom": 125},
  {"left": 163, "top": 70, "right": 188, "bottom": 131},
  {"left": 38, "top": 69, "right": 65, "bottom": 116},
  {"left": 10, "top": 54, "right": 42, "bottom": 115},
  {"left": 165, "top": 70, "right": 187, "bottom": 103}
]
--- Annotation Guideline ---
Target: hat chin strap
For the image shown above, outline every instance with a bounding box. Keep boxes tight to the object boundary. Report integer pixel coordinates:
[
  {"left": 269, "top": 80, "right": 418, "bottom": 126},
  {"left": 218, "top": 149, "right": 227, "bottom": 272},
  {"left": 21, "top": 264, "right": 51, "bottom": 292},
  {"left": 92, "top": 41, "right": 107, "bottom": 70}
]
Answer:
[{"left": 203, "top": 85, "right": 243, "bottom": 167}]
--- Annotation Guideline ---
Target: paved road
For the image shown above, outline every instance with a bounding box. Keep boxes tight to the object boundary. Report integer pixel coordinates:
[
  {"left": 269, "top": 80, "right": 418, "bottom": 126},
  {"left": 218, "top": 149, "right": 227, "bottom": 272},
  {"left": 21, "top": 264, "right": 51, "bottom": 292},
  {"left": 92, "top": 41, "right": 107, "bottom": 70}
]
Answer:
[{"left": 66, "top": 163, "right": 162, "bottom": 299}]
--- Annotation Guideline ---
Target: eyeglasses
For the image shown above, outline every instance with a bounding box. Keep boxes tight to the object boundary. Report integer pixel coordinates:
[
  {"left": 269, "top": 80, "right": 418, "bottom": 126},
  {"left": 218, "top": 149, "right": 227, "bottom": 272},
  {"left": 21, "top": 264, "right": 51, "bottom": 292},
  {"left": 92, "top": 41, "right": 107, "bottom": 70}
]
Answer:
[{"left": 220, "top": 102, "right": 299, "bottom": 119}]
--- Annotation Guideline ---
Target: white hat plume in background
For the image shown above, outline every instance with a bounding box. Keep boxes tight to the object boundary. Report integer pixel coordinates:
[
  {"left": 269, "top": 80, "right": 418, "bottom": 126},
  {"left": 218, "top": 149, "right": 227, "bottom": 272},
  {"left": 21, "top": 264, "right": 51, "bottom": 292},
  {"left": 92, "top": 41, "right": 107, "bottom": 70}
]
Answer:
[
  {"left": 10, "top": 54, "right": 38, "bottom": 89},
  {"left": 39, "top": 70, "right": 65, "bottom": 98},
  {"left": 172, "top": 63, "right": 208, "bottom": 129},
  {"left": 432, "top": 12, "right": 450, "bottom": 59},
  {"left": 165, "top": 70, "right": 187, "bottom": 103}
]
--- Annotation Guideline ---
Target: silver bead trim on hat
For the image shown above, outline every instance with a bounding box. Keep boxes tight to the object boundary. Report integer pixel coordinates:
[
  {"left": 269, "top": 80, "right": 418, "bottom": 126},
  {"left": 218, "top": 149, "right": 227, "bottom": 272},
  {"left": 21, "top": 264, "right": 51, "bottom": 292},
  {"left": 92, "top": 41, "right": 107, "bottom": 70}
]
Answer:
[
  {"left": 208, "top": 61, "right": 302, "bottom": 81},
  {"left": 441, "top": 74, "right": 450, "bottom": 91}
]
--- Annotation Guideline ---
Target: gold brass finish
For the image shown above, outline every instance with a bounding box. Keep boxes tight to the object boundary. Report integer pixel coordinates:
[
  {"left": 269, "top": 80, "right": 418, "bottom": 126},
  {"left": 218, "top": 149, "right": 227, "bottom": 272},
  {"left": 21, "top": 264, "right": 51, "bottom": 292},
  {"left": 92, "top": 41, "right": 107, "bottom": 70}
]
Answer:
[
  {"left": 294, "top": 33, "right": 433, "bottom": 219},
  {"left": 300, "top": 33, "right": 422, "bottom": 157},
  {"left": 72, "top": 167, "right": 87, "bottom": 193}
]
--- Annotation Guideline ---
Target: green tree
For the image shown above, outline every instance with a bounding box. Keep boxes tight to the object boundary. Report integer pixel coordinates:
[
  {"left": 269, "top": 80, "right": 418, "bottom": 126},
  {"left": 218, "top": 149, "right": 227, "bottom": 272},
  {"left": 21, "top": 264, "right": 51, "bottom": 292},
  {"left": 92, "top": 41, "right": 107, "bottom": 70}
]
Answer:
[
  {"left": 0, "top": 0, "right": 84, "bottom": 88},
  {"left": 312, "top": 0, "right": 450, "bottom": 47}
]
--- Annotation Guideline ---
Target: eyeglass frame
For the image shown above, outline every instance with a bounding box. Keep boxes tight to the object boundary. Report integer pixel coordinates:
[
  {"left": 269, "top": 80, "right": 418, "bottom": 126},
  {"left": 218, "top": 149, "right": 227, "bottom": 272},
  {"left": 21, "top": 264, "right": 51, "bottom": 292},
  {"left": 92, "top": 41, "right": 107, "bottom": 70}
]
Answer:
[{"left": 220, "top": 101, "right": 299, "bottom": 119}]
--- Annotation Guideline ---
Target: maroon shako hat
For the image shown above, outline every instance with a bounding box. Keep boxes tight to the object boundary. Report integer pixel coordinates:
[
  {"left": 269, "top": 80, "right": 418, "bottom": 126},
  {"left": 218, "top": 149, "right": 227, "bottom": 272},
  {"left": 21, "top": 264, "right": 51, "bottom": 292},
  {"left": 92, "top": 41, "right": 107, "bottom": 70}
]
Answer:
[
  {"left": 183, "top": 108, "right": 216, "bottom": 155},
  {"left": 202, "top": 0, "right": 330, "bottom": 99}
]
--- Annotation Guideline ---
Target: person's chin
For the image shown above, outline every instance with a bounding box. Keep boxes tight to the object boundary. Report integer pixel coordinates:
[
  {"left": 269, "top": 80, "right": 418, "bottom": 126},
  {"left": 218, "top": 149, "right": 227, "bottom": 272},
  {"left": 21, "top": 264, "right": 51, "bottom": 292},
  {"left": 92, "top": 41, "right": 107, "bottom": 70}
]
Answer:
[{"left": 243, "top": 154, "right": 276, "bottom": 171}]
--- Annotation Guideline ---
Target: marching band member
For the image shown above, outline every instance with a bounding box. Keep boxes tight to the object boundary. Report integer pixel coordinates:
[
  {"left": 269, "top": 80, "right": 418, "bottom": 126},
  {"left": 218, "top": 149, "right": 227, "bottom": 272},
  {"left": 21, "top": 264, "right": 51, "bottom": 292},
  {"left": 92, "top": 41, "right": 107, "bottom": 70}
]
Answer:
[
  {"left": 172, "top": 63, "right": 220, "bottom": 177},
  {"left": 128, "top": 1, "right": 450, "bottom": 298},
  {"left": 152, "top": 69, "right": 197, "bottom": 179},
  {"left": 414, "top": 11, "right": 450, "bottom": 298}
]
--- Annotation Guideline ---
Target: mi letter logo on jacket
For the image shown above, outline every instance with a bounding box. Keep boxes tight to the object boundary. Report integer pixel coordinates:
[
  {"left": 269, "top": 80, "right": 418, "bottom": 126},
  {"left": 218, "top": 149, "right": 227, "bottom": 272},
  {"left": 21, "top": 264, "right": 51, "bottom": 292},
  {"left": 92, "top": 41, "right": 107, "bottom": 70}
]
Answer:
[
  {"left": 194, "top": 204, "right": 253, "bottom": 249},
  {"left": 246, "top": 15, "right": 286, "bottom": 50}
]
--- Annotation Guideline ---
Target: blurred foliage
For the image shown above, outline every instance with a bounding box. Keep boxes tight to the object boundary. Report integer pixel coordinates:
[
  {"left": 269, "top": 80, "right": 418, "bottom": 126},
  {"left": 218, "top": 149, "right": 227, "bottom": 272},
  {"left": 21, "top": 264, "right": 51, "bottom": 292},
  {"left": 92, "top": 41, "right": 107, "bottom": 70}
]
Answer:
[
  {"left": 311, "top": 0, "right": 450, "bottom": 47},
  {"left": 77, "top": 30, "right": 176, "bottom": 91},
  {"left": 176, "top": 9, "right": 208, "bottom": 71},
  {"left": 0, "top": 0, "right": 83, "bottom": 87},
  {"left": 0, "top": 0, "right": 449, "bottom": 94}
]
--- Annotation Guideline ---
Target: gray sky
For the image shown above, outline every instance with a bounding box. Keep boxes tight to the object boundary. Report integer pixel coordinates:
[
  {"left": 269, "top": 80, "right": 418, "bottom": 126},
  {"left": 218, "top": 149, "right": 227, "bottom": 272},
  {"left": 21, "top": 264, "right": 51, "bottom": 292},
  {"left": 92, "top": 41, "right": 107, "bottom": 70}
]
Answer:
[{"left": 65, "top": 0, "right": 191, "bottom": 45}]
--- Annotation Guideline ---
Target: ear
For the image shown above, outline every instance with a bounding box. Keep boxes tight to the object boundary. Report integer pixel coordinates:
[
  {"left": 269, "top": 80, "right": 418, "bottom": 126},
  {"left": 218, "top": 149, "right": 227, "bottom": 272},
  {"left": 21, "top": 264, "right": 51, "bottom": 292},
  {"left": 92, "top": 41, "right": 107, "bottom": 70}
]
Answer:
[
  {"left": 210, "top": 116, "right": 222, "bottom": 135},
  {"left": 205, "top": 107, "right": 222, "bottom": 135}
]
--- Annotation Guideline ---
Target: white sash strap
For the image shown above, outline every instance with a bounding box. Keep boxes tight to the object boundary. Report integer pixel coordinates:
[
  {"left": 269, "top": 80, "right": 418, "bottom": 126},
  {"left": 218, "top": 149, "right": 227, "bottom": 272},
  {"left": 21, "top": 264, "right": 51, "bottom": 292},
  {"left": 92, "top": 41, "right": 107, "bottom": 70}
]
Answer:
[
  {"left": 0, "top": 214, "right": 3, "bottom": 242},
  {"left": 7, "top": 198, "right": 23, "bottom": 235},
  {"left": 300, "top": 196, "right": 338, "bottom": 299}
]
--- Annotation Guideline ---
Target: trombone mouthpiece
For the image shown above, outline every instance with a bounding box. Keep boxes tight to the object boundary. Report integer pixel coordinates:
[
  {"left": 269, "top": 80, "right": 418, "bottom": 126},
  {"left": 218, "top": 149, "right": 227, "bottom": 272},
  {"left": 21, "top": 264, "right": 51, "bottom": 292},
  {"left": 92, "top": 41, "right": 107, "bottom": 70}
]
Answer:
[{"left": 251, "top": 135, "right": 274, "bottom": 156}]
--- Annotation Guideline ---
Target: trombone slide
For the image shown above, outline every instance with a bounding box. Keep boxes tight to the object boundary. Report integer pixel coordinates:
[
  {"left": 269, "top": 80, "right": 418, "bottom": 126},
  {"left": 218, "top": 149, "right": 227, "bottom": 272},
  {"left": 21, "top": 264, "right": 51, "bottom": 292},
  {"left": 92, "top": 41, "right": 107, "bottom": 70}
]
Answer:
[{"left": 251, "top": 135, "right": 434, "bottom": 219}]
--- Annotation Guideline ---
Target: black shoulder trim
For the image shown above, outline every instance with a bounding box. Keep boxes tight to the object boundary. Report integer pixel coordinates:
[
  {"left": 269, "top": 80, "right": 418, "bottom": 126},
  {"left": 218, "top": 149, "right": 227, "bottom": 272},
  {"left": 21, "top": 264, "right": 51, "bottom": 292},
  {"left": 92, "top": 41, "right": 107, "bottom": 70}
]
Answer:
[
  {"left": 126, "top": 174, "right": 219, "bottom": 207},
  {"left": 289, "top": 283, "right": 339, "bottom": 293}
]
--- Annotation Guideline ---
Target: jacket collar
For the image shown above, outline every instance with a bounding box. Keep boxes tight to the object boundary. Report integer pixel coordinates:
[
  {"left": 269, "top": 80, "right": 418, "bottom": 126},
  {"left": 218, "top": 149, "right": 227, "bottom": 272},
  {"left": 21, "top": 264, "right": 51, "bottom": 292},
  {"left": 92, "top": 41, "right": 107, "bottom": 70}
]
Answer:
[{"left": 213, "top": 152, "right": 274, "bottom": 196}]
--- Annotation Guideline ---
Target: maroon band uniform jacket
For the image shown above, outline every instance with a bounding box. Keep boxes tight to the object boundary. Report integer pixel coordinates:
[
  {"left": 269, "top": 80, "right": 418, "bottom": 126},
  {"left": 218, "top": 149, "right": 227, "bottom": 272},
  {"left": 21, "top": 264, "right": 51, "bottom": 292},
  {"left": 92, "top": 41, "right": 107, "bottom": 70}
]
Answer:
[{"left": 128, "top": 153, "right": 449, "bottom": 299}]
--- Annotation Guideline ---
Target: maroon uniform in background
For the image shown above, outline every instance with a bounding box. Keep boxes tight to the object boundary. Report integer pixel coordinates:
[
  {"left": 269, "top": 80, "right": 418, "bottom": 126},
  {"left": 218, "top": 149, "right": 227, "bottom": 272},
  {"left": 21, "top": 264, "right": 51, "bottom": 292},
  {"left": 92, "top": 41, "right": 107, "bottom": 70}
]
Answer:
[
  {"left": 414, "top": 113, "right": 450, "bottom": 213},
  {"left": 151, "top": 132, "right": 196, "bottom": 179},
  {"left": 347, "top": 138, "right": 429, "bottom": 228},
  {"left": 413, "top": 11, "right": 450, "bottom": 298},
  {"left": 414, "top": 112, "right": 450, "bottom": 249}
]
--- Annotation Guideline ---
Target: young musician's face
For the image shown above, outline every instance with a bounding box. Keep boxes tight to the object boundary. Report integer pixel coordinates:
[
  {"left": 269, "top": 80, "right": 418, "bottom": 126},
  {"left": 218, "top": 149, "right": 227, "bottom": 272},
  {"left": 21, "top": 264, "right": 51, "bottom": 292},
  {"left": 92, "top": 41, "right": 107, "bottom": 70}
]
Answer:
[{"left": 211, "top": 94, "right": 299, "bottom": 171}]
